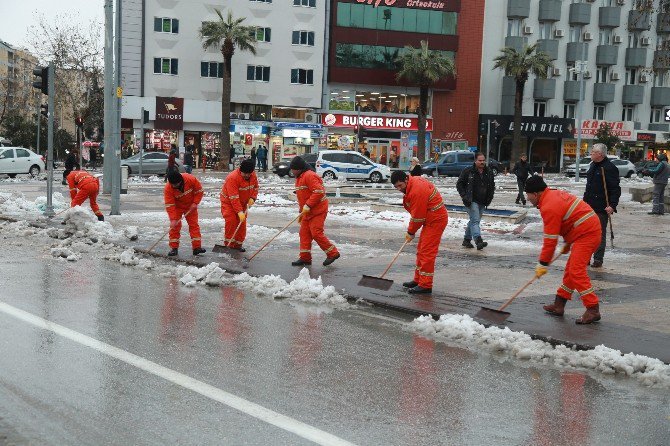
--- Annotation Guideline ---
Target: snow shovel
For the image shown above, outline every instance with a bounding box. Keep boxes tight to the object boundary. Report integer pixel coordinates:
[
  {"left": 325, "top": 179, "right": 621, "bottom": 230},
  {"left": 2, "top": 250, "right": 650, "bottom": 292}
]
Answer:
[
  {"left": 244, "top": 213, "right": 300, "bottom": 267},
  {"left": 213, "top": 211, "right": 247, "bottom": 253},
  {"left": 147, "top": 209, "right": 192, "bottom": 255},
  {"left": 601, "top": 166, "right": 615, "bottom": 248},
  {"left": 475, "top": 252, "right": 563, "bottom": 324},
  {"left": 357, "top": 239, "right": 410, "bottom": 291}
]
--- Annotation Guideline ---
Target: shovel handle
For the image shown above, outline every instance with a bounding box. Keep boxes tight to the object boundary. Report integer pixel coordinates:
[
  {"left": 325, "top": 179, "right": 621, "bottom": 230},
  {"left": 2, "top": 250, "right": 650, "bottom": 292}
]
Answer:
[
  {"left": 600, "top": 166, "right": 615, "bottom": 245},
  {"left": 225, "top": 210, "right": 247, "bottom": 247},
  {"left": 148, "top": 208, "right": 193, "bottom": 254},
  {"left": 246, "top": 213, "right": 300, "bottom": 263},
  {"left": 379, "top": 239, "right": 410, "bottom": 279},
  {"left": 497, "top": 251, "right": 563, "bottom": 312}
]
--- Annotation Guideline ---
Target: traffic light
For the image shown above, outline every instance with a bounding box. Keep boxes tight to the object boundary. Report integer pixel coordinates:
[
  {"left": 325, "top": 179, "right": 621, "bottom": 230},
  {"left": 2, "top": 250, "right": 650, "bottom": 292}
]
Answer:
[
  {"left": 32, "top": 66, "right": 49, "bottom": 95},
  {"left": 40, "top": 104, "right": 49, "bottom": 118},
  {"left": 353, "top": 124, "right": 359, "bottom": 136},
  {"left": 75, "top": 117, "right": 84, "bottom": 127},
  {"left": 479, "top": 121, "right": 488, "bottom": 135},
  {"left": 142, "top": 109, "right": 150, "bottom": 124}
]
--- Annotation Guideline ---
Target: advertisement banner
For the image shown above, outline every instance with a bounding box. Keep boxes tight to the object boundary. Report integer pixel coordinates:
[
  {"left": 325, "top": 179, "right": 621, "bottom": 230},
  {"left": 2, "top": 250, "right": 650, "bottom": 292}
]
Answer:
[
  {"left": 574, "top": 120, "right": 634, "bottom": 141},
  {"left": 322, "top": 113, "right": 433, "bottom": 131},
  {"left": 155, "top": 97, "right": 184, "bottom": 130}
]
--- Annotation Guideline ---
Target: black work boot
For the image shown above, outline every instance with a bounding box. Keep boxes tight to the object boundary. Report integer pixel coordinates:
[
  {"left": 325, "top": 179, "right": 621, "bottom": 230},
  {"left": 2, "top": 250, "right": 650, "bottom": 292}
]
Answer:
[
  {"left": 515, "top": 199, "right": 520, "bottom": 204},
  {"left": 475, "top": 236, "right": 488, "bottom": 250},
  {"left": 236, "top": 246, "right": 246, "bottom": 253},
  {"left": 168, "top": 248, "right": 178, "bottom": 257},
  {"left": 408, "top": 286, "right": 432, "bottom": 295},
  {"left": 543, "top": 296, "right": 568, "bottom": 316},
  {"left": 193, "top": 247, "right": 206, "bottom": 256},
  {"left": 462, "top": 238, "right": 474, "bottom": 249},
  {"left": 291, "top": 259, "right": 312, "bottom": 266},
  {"left": 576, "top": 304, "right": 601, "bottom": 324},
  {"left": 403, "top": 280, "right": 418, "bottom": 288},
  {"left": 323, "top": 253, "right": 340, "bottom": 266},
  {"left": 97, "top": 214, "right": 105, "bottom": 222}
]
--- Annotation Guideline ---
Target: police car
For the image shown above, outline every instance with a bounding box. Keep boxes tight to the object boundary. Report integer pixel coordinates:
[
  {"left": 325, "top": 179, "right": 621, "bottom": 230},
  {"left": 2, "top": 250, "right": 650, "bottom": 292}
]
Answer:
[{"left": 315, "top": 150, "right": 391, "bottom": 183}]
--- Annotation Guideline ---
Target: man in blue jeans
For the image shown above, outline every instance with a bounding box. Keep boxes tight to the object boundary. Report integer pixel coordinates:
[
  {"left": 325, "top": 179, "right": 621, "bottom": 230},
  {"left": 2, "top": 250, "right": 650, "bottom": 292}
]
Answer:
[{"left": 456, "top": 152, "right": 496, "bottom": 250}]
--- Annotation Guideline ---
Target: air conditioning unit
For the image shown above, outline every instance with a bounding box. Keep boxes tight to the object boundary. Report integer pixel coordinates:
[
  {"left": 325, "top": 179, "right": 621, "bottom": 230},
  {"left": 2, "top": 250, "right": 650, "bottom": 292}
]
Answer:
[
  {"left": 641, "top": 36, "right": 651, "bottom": 46},
  {"left": 584, "top": 70, "right": 592, "bottom": 79},
  {"left": 583, "top": 32, "right": 593, "bottom": 41},
  {"left": 523, "top": 25, "right": 533, "bottom": 35},
  {"left": 616, "top": 0, "right": 625, "bottom": 5},
  {"left": 613, "top": 35, "right": 622, "bottom": 44},
  {"left": 640, "top": 74, "right": 650, "bottom": 83},
  {"left": 304, "top": 113, "right": 318, "bottom": 123},
  {"left": 554, "top": 29, "right": 565, "bottom": 38},
  {"left": 230, "top": 112, "right": 239, "bottom": 119},
  {"left": 611, "top": 72, "right": 620, "bottom": 81},
  {"left": 552, "top": 67, "right": 561, "bottom": 77},
  {"left": 237, "top": 113, "right": 250, "bottom": 120}
]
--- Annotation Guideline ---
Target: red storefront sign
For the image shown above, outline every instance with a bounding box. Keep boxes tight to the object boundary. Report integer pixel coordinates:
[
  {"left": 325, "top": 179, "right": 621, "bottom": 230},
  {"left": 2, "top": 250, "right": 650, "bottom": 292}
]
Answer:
[
  {"left": 574, "top": 120, "right": 634, "bottom": 140},
  {"left": 155, "top": 97, "right": 184, "bottom": 131},
  {"left": 322, "top": 113, "right": 433, "bottom": 131},
  {"left": 244, "top": 134, "right": 253, "bottom": 145}
]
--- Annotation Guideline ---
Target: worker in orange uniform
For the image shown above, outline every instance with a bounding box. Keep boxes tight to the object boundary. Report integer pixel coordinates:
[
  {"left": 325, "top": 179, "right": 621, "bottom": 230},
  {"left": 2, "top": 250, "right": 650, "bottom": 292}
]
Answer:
[
  {"left": 289, "top": 156, "right": 340, "bottom": 266},
  {"left": 66, "top": 169, "right": 104, "bottom": 221},
  {"left": 220, "top": 158, "right": 258, "bottom": 252},
  {"left": 390, "top": 170, "right": 448, "bottom": 294},
  {"left": 164, "top": 165, "right": 206, "bottom": 257},
  {"left": 524, "top": 176, "right": 602, "bottom": 324}
]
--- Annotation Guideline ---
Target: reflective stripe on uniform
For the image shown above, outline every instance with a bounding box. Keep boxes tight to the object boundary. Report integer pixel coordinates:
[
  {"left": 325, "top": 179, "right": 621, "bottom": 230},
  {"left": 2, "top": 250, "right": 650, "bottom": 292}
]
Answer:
[
  {"left": 578, "top": 287, "right": 595, "bottom": 296},
  {"left": 312, "top": 189, "right": 325, "bottom": 194},
  {"left": 573, "top": 211, "right": 596, "bottom": 228},
  {"left": 543, "top": 233, "right": 560, "bottom": 239},
  {"left": 299, "top": 249, "right": 311, "bottom": 253},
  {"left": 429, "top": 201, "right": 444, "bottom": 212},
  {"left": 563, "top": 198, "right": 582, "bottom": 221},
  {"left": 410, "top": 217, "right": 426, "bottom": 222},
  {"left": 560, "top": 284, "right": 574, "bottom": 294},
  {"left": 295, "top": 186, "right": 308, "bottom": 191},
  {"left": 428, "top": 188, "right": 437, "bottom": 200},
  {"left": 324, "top": 245, "right": 336, "bottom": 253},
  {"left": 166, "top": 204, "right": 175, "bottom": 208},
  {"left": 175, "top": 188, "right": 193, "bottom": 198},
  {"left": 415, "top": 267, "right": 434, "bottom": 277}
]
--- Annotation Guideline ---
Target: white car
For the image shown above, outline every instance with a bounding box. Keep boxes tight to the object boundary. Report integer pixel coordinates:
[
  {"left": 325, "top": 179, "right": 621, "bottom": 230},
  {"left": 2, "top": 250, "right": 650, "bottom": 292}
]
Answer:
[
  {"left": 565, "top": 155, "right": 618, "bottom": 177},
  {"left": 0, "top": 146, "right": 45, "bottom": 178},
  {"left": 316, "top": 150, "right": 391, "bottom": 183}
]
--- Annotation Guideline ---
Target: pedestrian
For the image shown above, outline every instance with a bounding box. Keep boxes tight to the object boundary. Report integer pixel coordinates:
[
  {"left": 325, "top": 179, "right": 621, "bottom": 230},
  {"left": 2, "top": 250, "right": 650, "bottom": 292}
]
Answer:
[
  {"left": 62, "top": 149, "right": 80, "bottom": 185},
  {"left": 289, "top": 156, "right": 340, "bottom": 266},
  {"left": 184, "top": 146, "right": 194, "bottom": 174},
  {"left": 364, "top": 148, "right": 371, "bottom": 159},
  {"left": 524, "top": 176, "right": 602, "bottom": 324},
  {"left": 251, "top": 146, "right": 257, "bottom": 169},
  {"left": 645, "top": 153, "right": 669, "bottom": 215},
  {"left": 220, "top": 158, "right": 258, "bottom": 252},
  {"left": 391, "top": 170, "right": 448, "bottom": 295},
  {"left": 511, "top": 154, "right": 533, "bottom": 205},
  {"left": 66, "top": 169, "right": 104, "bottom": 221},
  {"left": 409, "top": 157, "right": 422, "bottom": 176},
  {"left": 164, "top": 161, "right": 206, "bottom": 257},
  {"left": 583, "top": 143, "right": 621, "bottom": 268},
  {"left": 89, "top": 146, "right": 97, "bottom": 170},
  {"left": 456, "top": 152, "right": 495, "bottom": 250},
  {"left": 257, "top": 144, "right": 268, "bottom": 172}
]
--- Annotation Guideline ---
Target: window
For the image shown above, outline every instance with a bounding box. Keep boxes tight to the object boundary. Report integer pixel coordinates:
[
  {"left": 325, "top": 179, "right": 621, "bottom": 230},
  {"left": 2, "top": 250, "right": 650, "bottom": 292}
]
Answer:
[
  {"left": 291, "top": 68, "right": 314, "bottom": 84},
  {"left": 15, "top": 149, "right": 30, "bottom": 157},
  {"left": 322, "top": 153, "right": 348, "bottom": 163},
  {"left": 593, "top": 104, "right": 606, "bottom": 120},
  {"left": 145, "top": 153, "right": 166, "bottom": 160},
  {"left": 622, "top": 105, "right": 635, "bottom": 121},
  {"left": 201, "top": 61, "right": 223, "bottom": 78},
  {"left": 534, "top": 101, "right": 547, "bottom": 117},
  {"left": 293, "top": 0, "right": 316, "bottom": 7},
  {"left": 596, "top": 66, "right": 609, "bottom": 83},
  {"left": 250, "top": 0, "right": 272, "bottom": 3},
  {"left": 599, "top": 29, "right": 612, "bottom": 45},
  {"left": 251, "top": 27, "right": 271, "bottom": 42},
  {"left": 153, "top": 58, "right": 178, "bottom": 75},
  {"left": 567, "top": 62, "right": 578, "bottom": 81},
  {"left": 564, "top": 102, "right": 576, "bottom": 119},
  {"left": 336, "top": 3, "right": 457, "bottom": 35},
  {"left": 655, "top": 70, "right": 670, "bottom": 87},
  {"left": 292, "top": 31, "right": 315, "bottom": 46},
  {"left": 246, "top": 65, "right": 270, "bottom": 82},
  {"left": 651, "top": 107, "right": 666, "bottom": 122},
  {"left": 628, "top": 32, "right": 641, "bottom": 48},
  {"left": 154, "top": 17, "right": 179, "bottom": 34},
  {"left": 538, "top": 22, "right": 553, "bottom": 40},
  {"left": 601, "top": 0, "right": 615, "bottom": 6},
  {"left": 662, "top": 0, "right": 670, "bottom": 13},
  {"left": 457, "top": 153, "right": 474, "bottom": 163},
  {"left": 569, "top": 26, "right": 582, "bottom": 43},
  {"left": 658, "top": 35, "right": 670, "bottom": 51},
  {"left": 625, "top": 68, "right": 638, "bottom": 85},
  {"left": 335, "top": 43, "right": 454, "bottom": 70},
  {"left": 507, "top": 19, "right": 522, "bottom": 37}
]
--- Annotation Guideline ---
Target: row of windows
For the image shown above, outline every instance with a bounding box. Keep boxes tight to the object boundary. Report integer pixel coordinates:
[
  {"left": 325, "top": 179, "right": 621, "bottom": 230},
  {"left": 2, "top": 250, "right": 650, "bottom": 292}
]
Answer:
[
  {"left": 154, "top": 17, "right": 179, "bottom": 34},
  {"left": 564, "top": 63, "right": 670, "bottom": 87},
  {"left": 249, "top": 0, "right": 316, "bottom": 5},
  {"left": 159, "top": 58, "right": 314, "bottom": 84},
  {"left": 335, "top": 43, "right": 454, "bottom": 70},
  {"left": 336, "top": 3, "right": 457, "bottom": 35},
  {"left": 535, "top": 100, "right": 667, "bottom": 123}
]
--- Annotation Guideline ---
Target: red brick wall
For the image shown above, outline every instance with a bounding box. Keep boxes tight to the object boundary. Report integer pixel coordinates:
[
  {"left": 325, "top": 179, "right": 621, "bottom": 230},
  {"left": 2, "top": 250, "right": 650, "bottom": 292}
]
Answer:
[{"left": 432, "top": 0, "right": 485, "bottom": 148}]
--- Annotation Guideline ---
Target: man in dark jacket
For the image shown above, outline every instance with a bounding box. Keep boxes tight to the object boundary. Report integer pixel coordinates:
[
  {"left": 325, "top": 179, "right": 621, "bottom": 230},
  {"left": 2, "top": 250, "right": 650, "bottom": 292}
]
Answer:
[
  {"left": 184, "top": 146, "right": 194, "bottom": 174},
  {"left": 646, "top": 153, "right": 669, "bottom": 215},
  {"left": 583, "top": 143, "right": 621, "bottom": 268},
  {"left": 511, "top": 154, "right": 533, "bottom": 205},
  {"left": 456, "top": 152, "right": 495, "bottom": 250},
  {"left": 62, "top": 149, "right": 80, "bottom": 185}
]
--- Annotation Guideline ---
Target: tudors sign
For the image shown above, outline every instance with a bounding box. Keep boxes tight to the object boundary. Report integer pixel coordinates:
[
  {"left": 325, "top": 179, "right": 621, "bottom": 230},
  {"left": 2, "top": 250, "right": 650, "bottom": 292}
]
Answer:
[
  {"left": 322, "top": 113, "right": 433, "bottom": 131},
  {"left": 356, "top": 0, "right": 448, "bottom": 11},
  {"left": 155, "top": 97, "right": 184, "bottom": 130},
  {"left": 479, "top": 115, "right": 575, "bottom": 138}
]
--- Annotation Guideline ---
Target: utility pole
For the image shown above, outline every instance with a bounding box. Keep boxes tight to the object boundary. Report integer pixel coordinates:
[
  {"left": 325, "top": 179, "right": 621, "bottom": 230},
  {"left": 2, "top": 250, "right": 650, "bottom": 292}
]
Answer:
[
  {"left": 485, "top": 119, "right": 491, "bottom": 166},
  {"left": 45, "top": 63, "right": 55, "bottom": 217},
  {"left": 103, "top": 0, "right": 113, "bottom": 194},
  {"left": 110, "top": 0, "right": 122, "bottom": 215},
  {"left": 35, "top": 102, "right": 41, "bottom": 154},
  {"left": 574, "top": 43, "right": 587, "bottom": 183},
  {"left": 139, "top": 107, "right": 144, "bottom": 175}
]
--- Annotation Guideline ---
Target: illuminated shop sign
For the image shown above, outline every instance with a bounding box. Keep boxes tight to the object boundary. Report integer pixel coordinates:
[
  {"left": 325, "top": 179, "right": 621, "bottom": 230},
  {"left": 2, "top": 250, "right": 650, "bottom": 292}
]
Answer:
[{"left": 322, "top": 113, "right": 433, "bottom": 131}]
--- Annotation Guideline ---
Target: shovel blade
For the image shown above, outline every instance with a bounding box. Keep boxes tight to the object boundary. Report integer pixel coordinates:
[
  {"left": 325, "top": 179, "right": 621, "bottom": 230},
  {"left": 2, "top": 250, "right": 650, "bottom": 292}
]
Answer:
[
  {"left": 475, "top": 306, "right": 511, "bottom": 324},
  {"left": 358, "top": 275, "right": 394, "bottom": 291},
  {"left": 212, "top": 244, "right": 232, "bottom": 253}
]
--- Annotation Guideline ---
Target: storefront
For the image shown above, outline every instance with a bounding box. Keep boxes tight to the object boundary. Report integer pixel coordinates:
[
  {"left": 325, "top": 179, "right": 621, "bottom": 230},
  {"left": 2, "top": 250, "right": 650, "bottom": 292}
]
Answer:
[
  {"left": 479, "top": 115, "right": 574, "bottom": 172},
  {"left": 321, "top": 112, "right": 433, "bottom": 168},
  {"left": 270, "top": 122, "right": 324, "bottom": 163},
  {"left": 562, "top": 120, "right": 635, "bottom": 167}
]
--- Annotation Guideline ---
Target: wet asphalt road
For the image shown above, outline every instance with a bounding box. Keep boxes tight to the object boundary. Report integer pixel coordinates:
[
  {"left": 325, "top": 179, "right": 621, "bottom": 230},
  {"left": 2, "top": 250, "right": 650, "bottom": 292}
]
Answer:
[{"left": 0, "top": 241, "right": 668, "bottom": 445}]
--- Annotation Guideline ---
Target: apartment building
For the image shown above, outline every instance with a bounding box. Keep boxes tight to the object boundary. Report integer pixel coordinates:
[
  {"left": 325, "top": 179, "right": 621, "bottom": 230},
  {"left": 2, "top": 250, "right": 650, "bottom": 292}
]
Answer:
[{"left": 0, "top": 40, "right": 40, "bottom": 123}]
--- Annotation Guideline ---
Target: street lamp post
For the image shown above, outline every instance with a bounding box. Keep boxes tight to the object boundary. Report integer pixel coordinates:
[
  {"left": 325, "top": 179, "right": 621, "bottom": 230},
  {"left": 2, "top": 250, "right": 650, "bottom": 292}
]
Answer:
[{"left": 572, "top": 43, "right": 588, "bottom": 182}]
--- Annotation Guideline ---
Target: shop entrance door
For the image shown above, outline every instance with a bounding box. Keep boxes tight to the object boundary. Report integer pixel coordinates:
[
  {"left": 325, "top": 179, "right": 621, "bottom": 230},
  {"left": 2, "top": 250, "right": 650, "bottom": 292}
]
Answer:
[{"left": 367, "top": 139, "right": 392, "bottom": 166}]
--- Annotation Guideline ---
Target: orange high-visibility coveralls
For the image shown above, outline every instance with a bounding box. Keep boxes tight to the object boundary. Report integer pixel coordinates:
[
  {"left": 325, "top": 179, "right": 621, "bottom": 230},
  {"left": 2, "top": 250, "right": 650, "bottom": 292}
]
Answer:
[
  {"left": 220, "top": 169, "right": 259, "bottom": 248},
  {"left": 164, "top": 173, "right": 204, "bottom": 249},
  {"left": 67, "top": 170, "right": 103, "bottom": 217},
  {"left": 537, "top": 188, "right": 602, "bottom": 308},
  {"left": 403, "top": 175, "right": 448, "bottom": 289},
  {"left": 295, "top": 169, "right": 339, "bottom": 262}
]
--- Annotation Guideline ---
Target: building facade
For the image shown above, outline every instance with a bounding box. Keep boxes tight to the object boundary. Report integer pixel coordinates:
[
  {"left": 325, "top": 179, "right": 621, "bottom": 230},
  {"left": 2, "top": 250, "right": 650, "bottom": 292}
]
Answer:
[
  {"left": 480, "top": 0, "right": 670, "bottom": 170},
  {"left": 0, "top": 40, "right": 40, "bottom": 127}
]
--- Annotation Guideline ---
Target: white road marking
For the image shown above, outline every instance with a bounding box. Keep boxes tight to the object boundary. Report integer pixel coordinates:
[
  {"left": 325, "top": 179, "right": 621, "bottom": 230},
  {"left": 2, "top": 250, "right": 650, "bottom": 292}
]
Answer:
[{"left": 0, "top": 301, "right": 357, "bottom": 446}]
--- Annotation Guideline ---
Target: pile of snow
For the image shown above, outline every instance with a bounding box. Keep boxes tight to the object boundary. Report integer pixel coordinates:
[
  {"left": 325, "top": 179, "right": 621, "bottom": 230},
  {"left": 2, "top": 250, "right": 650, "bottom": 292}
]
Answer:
[
  {"left": 50, "top": 246, "right": 81, "bottom": 261},
  {"left": 410, "top": 314, "right": 670, "bottom": 387},
  {"left": 128, "top": 175, "right": 164, "bottom": 184},
  {"left": 0, "top": 191, "right": 67, "bottom": 216},
  {"left": 256, "top": 192, "right": 294, "bottom": 206},
  {"left": 59, "top": 207, "right": 119, "bottom": 241},
  {"left": 123, "top": 226, "right": 139, "bottom": 241}
]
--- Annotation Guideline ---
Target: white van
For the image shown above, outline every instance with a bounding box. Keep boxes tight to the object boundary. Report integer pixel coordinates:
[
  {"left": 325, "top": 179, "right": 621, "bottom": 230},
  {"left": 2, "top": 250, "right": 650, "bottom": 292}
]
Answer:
[{"left": 315, "top": 150, "right": 391, "bottom": 183}]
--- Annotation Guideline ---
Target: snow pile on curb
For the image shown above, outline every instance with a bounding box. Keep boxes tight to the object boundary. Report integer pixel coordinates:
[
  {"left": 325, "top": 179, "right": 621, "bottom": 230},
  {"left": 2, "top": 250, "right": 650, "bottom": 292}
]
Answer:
[
  {"left": 59, "top": 207, "right": 124, "bottom": 242},
  {"left": 50, "top": 246, "right": 81, "bottom": 261},
  {"left": 410, "top": 314, "right": 670, "bottom": 387},
  {"left": 0, "top": 191, "right": 67, "bottom": 216}
]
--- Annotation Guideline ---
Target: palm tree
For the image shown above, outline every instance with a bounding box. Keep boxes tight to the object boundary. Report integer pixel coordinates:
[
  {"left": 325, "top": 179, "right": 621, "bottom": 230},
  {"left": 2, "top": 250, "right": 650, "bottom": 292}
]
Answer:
[
  {"left": 199, "top": 9, "right": 256, "bottom": 170},
  {"left": 493, "top": 44, "right": 553, "bottom": 168},
  {"left": 396, "top": 41, "right": 455, "bottom": 160}
]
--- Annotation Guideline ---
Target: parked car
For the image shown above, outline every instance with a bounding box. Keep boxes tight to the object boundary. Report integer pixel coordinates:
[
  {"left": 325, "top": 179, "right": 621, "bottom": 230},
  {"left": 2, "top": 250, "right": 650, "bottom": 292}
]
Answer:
[
  {"left": 121, "top": 151, "right": 185, "bottom": 175},
  {"left": 636, "top": 160, "right": 659, "bottom": 177},
  {"left": 272, "top": 153, "right": 317, "bottom": 177},
  {"left": 316, "top": 150, "right": 390, "bottom": 182},
  {"left": 611, "top": 159, "right": 636, "bottom": 178},
  {"left": 421, "top": 150, "right": 503, "bottom": 176},
  {"left": 565, "top": 155, "right": 619, "bottom": 177},
  {"left": 0, "top": 146, "right": 45, "bottom": 177}
]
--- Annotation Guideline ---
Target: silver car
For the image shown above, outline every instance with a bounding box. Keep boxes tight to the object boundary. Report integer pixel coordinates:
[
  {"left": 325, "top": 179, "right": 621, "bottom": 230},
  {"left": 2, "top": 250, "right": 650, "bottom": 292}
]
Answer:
[
  {"left": 565, "top": 155, "right": 633, "bottom": 178},
  {"left": 121, "top": 152, "right": 185, "bottom": 175}
]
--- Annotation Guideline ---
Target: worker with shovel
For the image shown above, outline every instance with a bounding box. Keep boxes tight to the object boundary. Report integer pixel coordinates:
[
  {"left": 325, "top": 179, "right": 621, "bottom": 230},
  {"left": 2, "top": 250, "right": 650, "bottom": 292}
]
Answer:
[
  {"left": 164, "top": 165, "right": 206, "bottom": 257},
  {"left": 391, "top": 170, "right": 448, "bottom": 295},
  {"left": 289, "top": 156, "right": 340, "bottom": 266},
  {"left": 524, "top": 176, "right": 602, "bottom": 324},
  {"left": 66, "top": 169, "right": 104, "bottom": 221},
  {"left": 219, "top": 158, "right": 258, "bottom": 252}
]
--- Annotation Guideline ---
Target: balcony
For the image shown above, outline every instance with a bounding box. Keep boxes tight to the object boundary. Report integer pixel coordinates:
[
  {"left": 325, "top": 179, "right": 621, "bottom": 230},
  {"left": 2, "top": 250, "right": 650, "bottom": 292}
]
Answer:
[
  {"left": 569, "top": 3, "right": 591, "bottom": 25},
  {"left": 658, "top": 13, "right": 670, "bottom": 34},
  {"left": 566, "top": 42, "right": 588, "bottom": 63},
  {"left": 538, "top": 0, "right": 561, "bottom": 22},
  {"left": 625, "top": 47, "right": 647, "bottom": 67},
  {"left": 622, "top": 85, "right": 644, "bottom": 105},
  {"left": 653, "top": 50, "right": 670, "bottom": 70},
  {"left": 599, "top": 6, "right": 621, "bottom": 28},
  {"left": 651, "top": 86, "right": 670, "bottom": 106},
  {"left": 628, "top": 10, "right": 651, "bottom": 31},
  {"left": 596, "top": 45, "right": 618, "bottom": 66},
  {"left": 501, "top": 76, "right": 516, "bottom": 115},
  {"left": 505, "top": 36, "right": 528, "bottom": 51},
  {"left": 507, "top": 0, "right": 531, "bottom": 18},
  {"left": 563, "top": 80, "right": 582, "bottom": 102},
  {"left": 593, "top": 83, "right": 615, "bottom": 103},
  {"left": 536, "top": 39, "right": 559, "bottom": 60},
  {"left": 534, "top": 78, "right": 556, "bottom": 99}
]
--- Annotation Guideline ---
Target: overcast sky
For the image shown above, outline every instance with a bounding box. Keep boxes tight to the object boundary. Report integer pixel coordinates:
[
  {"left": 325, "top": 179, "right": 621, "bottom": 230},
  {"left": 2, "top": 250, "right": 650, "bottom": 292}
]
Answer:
[{"left": 0, "top": 0, "right": 104, "bottom": 50}]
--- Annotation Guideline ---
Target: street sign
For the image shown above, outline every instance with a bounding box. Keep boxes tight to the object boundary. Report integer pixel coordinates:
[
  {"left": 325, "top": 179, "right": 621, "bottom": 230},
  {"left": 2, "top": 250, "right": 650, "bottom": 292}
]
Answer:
[{"left": 116, "top": 87, "right": 123, "bottom": 98}]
